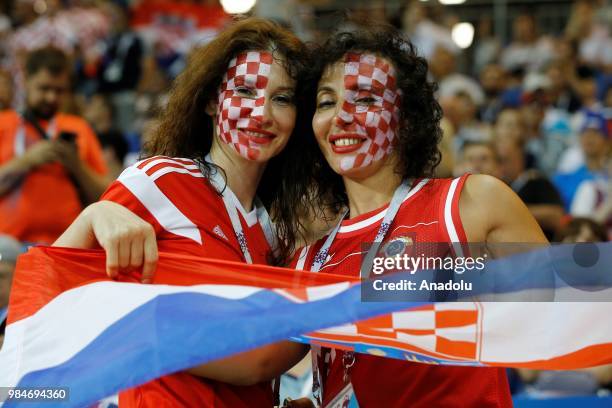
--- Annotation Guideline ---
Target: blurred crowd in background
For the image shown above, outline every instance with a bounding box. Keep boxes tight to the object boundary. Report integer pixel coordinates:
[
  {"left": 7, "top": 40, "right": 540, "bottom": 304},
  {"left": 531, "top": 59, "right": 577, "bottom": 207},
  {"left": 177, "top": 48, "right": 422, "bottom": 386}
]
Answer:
[{"left": 0, "top": 0, "right": 611, "bottom": 401}]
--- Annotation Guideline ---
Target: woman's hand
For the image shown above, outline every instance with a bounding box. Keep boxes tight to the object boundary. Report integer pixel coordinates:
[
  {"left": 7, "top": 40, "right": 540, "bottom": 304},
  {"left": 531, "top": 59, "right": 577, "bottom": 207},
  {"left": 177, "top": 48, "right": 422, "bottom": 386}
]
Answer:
[{"left": 54, "top": 201, "right": 158, "bottom": 283}]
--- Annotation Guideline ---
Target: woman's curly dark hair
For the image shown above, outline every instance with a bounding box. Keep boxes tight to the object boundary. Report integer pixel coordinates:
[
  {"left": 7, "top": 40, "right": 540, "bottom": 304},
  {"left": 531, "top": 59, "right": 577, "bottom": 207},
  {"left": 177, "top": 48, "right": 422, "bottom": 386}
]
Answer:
[
  {"left": 307, "top": 23, "right": 443, "bottom": 213},
  {"left": 144, "top": 18, "right": 317, "bottom": 265}
]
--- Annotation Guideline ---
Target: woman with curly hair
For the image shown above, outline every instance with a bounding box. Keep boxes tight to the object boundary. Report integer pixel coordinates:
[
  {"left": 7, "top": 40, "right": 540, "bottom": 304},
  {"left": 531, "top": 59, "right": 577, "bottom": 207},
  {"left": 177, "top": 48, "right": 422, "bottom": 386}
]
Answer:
[
  {"left": 287, "top": 26, "right": 548, "bottom": 407},
  {"left": 55, "top": 18, "right": 315, "bottom": 407}
]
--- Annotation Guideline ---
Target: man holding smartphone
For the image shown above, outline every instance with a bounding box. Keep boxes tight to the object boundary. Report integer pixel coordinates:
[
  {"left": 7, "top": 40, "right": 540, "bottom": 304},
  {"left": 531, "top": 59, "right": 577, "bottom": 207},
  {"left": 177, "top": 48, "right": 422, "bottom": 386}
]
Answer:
[{"left": 0, "top": 47, "right": 109, "bottom": 244}]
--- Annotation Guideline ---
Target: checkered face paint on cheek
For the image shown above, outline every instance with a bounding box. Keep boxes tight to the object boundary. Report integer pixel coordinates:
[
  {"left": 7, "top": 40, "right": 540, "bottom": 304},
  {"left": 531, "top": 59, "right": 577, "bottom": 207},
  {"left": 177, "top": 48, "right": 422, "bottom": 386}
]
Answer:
[
  {"left": 216, "top": 51, "right": 274, "bottom": 160},
  {"left": 336, "top": 53, "right": 402, "bottom": 171}
]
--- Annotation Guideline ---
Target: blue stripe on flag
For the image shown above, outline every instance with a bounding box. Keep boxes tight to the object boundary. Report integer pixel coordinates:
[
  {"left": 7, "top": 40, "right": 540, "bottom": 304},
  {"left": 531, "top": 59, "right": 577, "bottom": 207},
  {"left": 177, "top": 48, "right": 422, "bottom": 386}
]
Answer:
[{"left": 9, "top": 286, "right": 422, "bottom": 407}]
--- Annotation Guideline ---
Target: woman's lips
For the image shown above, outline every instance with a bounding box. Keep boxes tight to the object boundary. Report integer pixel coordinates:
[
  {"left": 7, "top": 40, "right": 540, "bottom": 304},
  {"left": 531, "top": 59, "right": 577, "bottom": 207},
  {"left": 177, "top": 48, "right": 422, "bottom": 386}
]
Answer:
[
  {"left": 329, "top": 133, "right": 367, "bottom": 154},
  {"left": 239, "top": 128, "right": 276, "bottom": 145}
]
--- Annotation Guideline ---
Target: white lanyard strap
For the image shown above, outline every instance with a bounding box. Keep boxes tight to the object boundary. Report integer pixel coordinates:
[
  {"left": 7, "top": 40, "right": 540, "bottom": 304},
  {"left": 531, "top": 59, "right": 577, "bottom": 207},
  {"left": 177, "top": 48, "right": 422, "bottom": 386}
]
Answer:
[
  {"left": 309, "top": 180, "right": 411, "bottom": 406},
  {"left": 14, "top": 116, "right": 57, "bottom": 157},
  {"left": 204, "top": 154, "right": 276, "bottom": 264},
  {"left": 310, "top": 179, "right": 411, "bottom": 278}
]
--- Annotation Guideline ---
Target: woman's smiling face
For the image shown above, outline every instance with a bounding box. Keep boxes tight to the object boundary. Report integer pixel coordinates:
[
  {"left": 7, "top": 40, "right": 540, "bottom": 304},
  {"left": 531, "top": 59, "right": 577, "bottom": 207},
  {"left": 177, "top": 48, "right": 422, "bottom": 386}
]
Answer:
[
  {"left": 214, "top": 50, "right": 297, "bottom": 162},
  {"left": 312, "top": 52, "right": 402, "bottom": 178}
]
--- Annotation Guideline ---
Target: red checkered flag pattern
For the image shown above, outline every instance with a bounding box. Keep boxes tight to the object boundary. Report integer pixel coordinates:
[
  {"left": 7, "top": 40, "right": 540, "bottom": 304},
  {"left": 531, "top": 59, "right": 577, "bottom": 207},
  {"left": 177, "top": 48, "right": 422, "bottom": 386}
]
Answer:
[
  {"left": 216, "top": 51, "right": 273, "bottom": 160},
  {"left": 337, "top": 52, "right": 403, "bottom": 171},
  {"left": 308, "top": 302, "right": 479, "bottom": 362}
]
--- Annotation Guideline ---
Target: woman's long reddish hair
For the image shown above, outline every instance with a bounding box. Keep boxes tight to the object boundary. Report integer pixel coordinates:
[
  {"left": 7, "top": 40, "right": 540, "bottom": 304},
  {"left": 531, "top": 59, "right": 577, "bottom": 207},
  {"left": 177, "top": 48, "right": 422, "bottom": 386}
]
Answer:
[{"left": 145, "top": 18, "right": 318, "bottom": 265}]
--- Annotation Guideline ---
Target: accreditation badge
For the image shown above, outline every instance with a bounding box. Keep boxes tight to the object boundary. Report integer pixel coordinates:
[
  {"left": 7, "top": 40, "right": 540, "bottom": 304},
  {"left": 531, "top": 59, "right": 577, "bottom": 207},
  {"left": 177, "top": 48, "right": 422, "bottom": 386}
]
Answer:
[
  {"left": 324, "top": 382, "right": 358, "bottom": 408},
  {"left": 382, "top": 235, "right": 414, "bottom": 258}
]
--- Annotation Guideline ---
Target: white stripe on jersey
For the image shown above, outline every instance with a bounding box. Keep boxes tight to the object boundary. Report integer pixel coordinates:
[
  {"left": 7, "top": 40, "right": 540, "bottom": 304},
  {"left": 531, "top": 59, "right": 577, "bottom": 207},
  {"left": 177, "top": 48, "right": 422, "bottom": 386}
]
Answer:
[
  {"left": 390, "top": 221, "right": 438, "bottom": 235},
  {"left": 319, "top": 250, "right": 366, "bottom": 273},
  {"left": 140, "top": 157, "right": 200, "bottom": 174},
  {"left": 338, "top": 178, "right": 430, "bottom": 234},
  {"left": 295, "top": 245, "right": 311, "bottom": 270},
  {"left": 444, "top": 177, "right": 465, "bottom": 258},
  {"left": 150, "top": 167, "right": 205, "bottom": 182},
  {"left": 117, "top": 165, "right": 202, "bottom": 244}
]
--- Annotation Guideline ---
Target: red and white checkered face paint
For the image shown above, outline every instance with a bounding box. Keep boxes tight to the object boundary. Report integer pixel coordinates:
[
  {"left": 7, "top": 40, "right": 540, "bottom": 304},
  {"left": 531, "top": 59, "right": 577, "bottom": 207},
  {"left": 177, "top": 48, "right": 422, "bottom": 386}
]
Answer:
[
  {"left": 216, "top": 51, "right": 274, "bottom": 160},
  {"left": 336, "top": 52, "right": 402, "bottom": 171}
]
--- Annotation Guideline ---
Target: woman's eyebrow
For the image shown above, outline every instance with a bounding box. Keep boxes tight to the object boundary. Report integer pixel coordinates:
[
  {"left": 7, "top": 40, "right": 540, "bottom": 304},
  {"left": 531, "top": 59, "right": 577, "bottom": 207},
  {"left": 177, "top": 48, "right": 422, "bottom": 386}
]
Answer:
[
  {"left": 274, "top": 86, "right": 296, "bottom": 92},
  {"left": 317, "top": 85, "right": 335, "bottom": 94}
]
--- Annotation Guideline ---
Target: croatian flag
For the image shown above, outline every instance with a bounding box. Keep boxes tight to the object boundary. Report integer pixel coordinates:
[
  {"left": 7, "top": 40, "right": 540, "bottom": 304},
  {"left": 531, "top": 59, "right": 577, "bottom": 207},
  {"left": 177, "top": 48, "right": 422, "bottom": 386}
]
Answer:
[
  {"left": 295, "top": 243, "right": 612, "bottom": 369},
  {"left": 2, "top": 244, "right": 612, "bottom": 407},
  {"left": 0, "top": 247, "right": 419, "bottom": 407}
]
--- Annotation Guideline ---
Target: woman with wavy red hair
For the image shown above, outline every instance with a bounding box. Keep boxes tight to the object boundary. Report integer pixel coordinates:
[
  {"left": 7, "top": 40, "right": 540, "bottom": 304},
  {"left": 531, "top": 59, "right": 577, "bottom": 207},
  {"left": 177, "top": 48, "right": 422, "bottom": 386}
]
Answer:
[{"left": 55, "top": 18, "right": 315, "bottom": 407}]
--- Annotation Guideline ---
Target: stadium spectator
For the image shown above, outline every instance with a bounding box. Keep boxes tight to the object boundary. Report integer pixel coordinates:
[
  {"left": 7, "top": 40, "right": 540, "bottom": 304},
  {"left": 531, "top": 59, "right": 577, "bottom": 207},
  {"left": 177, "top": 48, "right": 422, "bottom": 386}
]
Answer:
[
  {"left": 401, "top": 0, "right": 458, "bottom": 60},
  {"left": 97, "top": 3, "right": 142, "bottom": 94},
  {"left": 565, "top": 0, "right": 612, "bottom": 71},
  {"left": 83, "top": 93, "right": 114, "bottom": 134},
  {"left": 0, "top": 47, "right": 109, "bottom": 244},
  {"left": 95, "top": 3, "right": 143, "bottom": 133},
  {"left": 571, "top": 155, "right": 611, "bottom": 237},
  {"left": 554, "top": 110, "right": 610, "bottom": 210},
  {"left": 573, "top": 65, "right": 601, "bottom": 111},
  {"left": 521, "top": 73, "right": 571, "bottom": 176},
  {"left": 83, "top": 93, "right": 129, "bottom": 179},
  {"left": 545, "top": 61, "right": 582, "bottom": 114},
  {"left": 448, "top": 90, "right": 491, "bottom": 152},
  {"left": 454, "top": 140, "right": 500, "bottom": 178},
  {"left": 494, "top": 107, "right": 526, "bottom": 144},
  {"left": 473, "top": 16, "right": 502, "bottom": 74},
  {"left": 558, "top": 74, "right": 611, "bottom": 174},
  {"left": 431, "top": 46, "right": 485, "bottom": 114},
  {"left": 479, "top": 63, "right": 508, "bottom": 123},
  {"left": 500, "top": 13, "right": 555, "bottom": 73},
  {"left": 98, "top": 131, "right": 129, "bottom": 180},
  {"left": 497, "top": 137, "right": 564, "bottom": 240},
  {"left": 556, "top": 216, "right": 608, "bottom": 243}
]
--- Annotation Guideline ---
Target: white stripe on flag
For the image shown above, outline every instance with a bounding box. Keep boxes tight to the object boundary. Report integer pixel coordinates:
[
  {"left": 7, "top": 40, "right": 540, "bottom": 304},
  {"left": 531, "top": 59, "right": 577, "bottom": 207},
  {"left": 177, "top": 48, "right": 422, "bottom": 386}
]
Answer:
[
  {"left": 316, "top": 324, "right": 358, "bottom": 336},
  {"left": 306, "top": 282, "right": 351, "bottom": 301},
  {"left": 0, "top": 282, "right": 262, "bottom": 388},
  {"left": 394, "top": 332, "right": 436, "bottom": 352},
  {"left": 391, "top": 310, "right": 435, "bottom": 330},
  {"left": 434, "top": 302, "right": 477, "bottom": 312},
  {"left": 435, "top": 324, "right": 478, "bottom": 343},
  {"left": 479, "top": 302, "right": 612, "bottom": 363}
]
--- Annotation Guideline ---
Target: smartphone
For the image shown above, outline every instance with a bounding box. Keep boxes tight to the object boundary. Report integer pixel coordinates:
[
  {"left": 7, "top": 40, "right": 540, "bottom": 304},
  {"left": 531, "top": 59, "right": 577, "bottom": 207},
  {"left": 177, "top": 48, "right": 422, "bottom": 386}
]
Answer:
[{"left": 58, "top": 131, "right": 77, "bottom": 144}]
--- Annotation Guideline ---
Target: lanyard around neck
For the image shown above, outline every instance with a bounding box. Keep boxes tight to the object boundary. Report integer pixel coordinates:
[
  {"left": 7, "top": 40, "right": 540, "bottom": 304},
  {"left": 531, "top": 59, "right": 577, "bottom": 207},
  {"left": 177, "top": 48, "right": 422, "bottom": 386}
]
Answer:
[
  {"left": 310, "top": 179, "right": 412, "bottom": 279},
  {"left": 204, "top": 154, "right": 277, "bottom": 264},
  {"left": 14, "top": 116, "right": 57, "bottom": 157}
]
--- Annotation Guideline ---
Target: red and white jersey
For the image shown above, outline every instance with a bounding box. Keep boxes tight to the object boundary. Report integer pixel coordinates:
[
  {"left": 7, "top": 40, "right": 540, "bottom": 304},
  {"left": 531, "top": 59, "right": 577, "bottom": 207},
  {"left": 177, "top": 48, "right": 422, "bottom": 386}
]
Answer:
[
  {"left": 102, "top": 156, "right": 273, "bottom": 408},
  {"left": 291, "top": 175, "right": 512, "bottom": 408}
]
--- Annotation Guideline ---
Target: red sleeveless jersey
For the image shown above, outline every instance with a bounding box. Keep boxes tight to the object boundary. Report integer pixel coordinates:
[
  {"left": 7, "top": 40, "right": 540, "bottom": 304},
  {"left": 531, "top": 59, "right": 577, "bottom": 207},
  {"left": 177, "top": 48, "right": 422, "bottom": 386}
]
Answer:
[
  {"left": 291, "top": 175, "right": 512, "bottom": 408},
  {"left": 102, "top": 156, "right": 274, "bottom": 408}
]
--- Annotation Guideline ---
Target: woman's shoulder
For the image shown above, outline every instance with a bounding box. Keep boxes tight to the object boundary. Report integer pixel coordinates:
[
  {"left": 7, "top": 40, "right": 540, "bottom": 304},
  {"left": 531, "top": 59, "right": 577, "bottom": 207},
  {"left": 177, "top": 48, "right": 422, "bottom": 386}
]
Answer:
[
  {"left": 116, "top": 155, "right": 206, "bottom": 184},
  {"left": 111, "top": 155, "right": 214, "bottom": 203}
]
